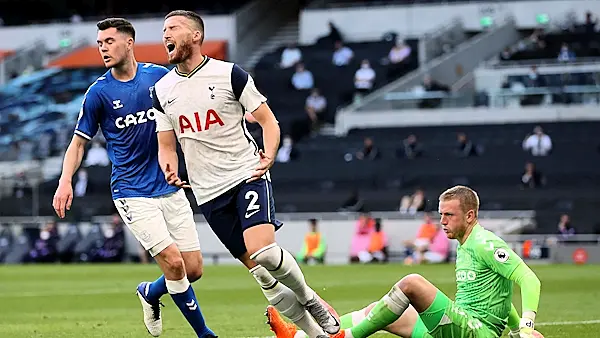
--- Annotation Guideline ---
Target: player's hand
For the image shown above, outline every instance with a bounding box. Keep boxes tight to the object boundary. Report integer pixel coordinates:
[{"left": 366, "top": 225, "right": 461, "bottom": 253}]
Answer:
[
  {"left": 53, "top": 181, "right": 73, "bottom": 219},
  {"left": 164, "top": 163, "right": 191, "bottom": 188},
  {"left": 247, "top": 150, "right": 273, "bottom": 183}
]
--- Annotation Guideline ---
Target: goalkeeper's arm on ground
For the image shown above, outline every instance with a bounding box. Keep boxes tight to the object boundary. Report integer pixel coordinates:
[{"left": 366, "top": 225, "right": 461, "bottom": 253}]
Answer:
[{"left": 509, "top": 262, "right": 541, "bottom": 331}]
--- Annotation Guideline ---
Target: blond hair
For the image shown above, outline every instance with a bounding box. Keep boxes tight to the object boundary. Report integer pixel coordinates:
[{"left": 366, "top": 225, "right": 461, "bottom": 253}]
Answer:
[{"left": 439, "top": 185, "right": 479, "bottom": 217}]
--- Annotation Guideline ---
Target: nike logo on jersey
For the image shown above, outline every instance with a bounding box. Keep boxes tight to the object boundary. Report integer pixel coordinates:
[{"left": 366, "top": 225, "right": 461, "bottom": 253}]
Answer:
[
  {"left": 167, "top": 98, "right": 176, "bottom": 104},
  {"left": 245, "top": 209, "right": 260, "bottom": 219}
]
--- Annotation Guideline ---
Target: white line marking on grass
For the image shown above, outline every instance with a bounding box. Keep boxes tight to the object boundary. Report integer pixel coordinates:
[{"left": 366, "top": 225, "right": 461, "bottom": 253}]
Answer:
[
  {"left": 237, "top": 319, "right": 600, "bottom": 337},
  {"left": 537, "top": 319, "right": 600, "bottom": 326}
]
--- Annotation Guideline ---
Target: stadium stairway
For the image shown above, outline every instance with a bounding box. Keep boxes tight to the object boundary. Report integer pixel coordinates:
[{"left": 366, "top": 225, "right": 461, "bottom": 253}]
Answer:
[{"left": 243, "top": 19, "right": 300, "bottom": 71}]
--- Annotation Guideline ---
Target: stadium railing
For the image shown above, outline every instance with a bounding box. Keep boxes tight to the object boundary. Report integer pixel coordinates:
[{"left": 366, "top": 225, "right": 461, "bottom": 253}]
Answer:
[
  {"left": 379, "top": 85, "right": 600, "bottom": 110},
  {"left": 488, "top": 56, "right": 600, "bottom": 69}
]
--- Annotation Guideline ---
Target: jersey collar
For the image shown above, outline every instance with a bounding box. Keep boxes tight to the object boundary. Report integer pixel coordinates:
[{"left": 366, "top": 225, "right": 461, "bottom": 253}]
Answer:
[{"left": 175, "top": 56, "right": 210, "bottom": 78}]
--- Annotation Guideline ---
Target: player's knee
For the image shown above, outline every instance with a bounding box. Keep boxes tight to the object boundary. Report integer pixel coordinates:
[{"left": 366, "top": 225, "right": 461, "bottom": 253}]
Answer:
[
  {"left": 397, "top": 273, "right": 425, "bottom": 298},
  {"left": 159, "top": 252, "right": 186, "bottom": 278},
  {"left": 186, "top": 265, "right": 203, "bottom": 283},
  {"left": 249, "top": 243, "right": 283, "bottom": 271}
]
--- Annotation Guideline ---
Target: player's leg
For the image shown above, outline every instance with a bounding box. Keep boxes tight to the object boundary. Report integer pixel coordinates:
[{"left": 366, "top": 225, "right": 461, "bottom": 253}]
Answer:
[
  {"left": 158, "top": 189, "right": 215, "bottom": 337},
  {"left": 200, "top": 192, "right": 327, "bottom": 338},
  {"left": 115, "top": 197, "right": 213, "bottom": 337},
  {"left": 237, "top": 179, "right": 340, "bottom": 334},
  {"left": 338, "top": 274, "right": 438, "bottom": 338},
  {"left": 339, "top": 302, "right": 431, "bottom": 338}
]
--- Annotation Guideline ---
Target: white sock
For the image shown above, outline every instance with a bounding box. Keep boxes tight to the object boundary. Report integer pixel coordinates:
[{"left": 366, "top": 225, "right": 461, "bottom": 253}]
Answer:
[
  {"left": 251, "top": 244, "right": 314, "bottom": 304},
  {"left": 250, "top": 265, "right": 325, "bottom": 337},
  {"left": 166, "top": 276, "right": 190, "bottom": 294}
]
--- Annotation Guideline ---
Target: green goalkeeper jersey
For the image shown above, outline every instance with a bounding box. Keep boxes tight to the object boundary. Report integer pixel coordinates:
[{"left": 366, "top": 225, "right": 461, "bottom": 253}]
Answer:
[{"left": 454, "top": 224, "right": 523, "bottom": 337}]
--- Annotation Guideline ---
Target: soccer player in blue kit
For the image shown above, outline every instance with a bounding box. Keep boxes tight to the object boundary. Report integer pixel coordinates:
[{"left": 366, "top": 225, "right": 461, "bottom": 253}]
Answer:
[{"left": 52, "top": 18, "right": 216, "bottom": 337}]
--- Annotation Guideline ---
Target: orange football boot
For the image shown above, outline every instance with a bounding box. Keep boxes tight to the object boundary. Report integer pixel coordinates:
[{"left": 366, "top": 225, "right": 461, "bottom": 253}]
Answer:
[{"left": 266, "top": 305, "right": 298, "bottom": 338}]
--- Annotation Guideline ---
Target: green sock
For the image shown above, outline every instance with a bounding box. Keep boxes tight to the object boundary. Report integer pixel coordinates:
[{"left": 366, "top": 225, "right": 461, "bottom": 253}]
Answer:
[
  {"left": 340, "top": 313, "right": 354, "bottom": 329},
  {"left": 350, "top": 301, "right": 400, "bottom": 338}
]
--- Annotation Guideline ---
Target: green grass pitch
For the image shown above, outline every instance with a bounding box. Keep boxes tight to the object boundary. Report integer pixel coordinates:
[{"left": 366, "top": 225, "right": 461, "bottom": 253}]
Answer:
[{"left": 0, "top": 263, "right": 598, "bottom": 337}]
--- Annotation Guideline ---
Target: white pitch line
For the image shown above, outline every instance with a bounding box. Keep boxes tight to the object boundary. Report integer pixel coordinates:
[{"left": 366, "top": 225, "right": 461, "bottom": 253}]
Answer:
[
  {"left": 238, "top": 319, "right": 600, "bottom": 338},
  {"left": 537, "top": 319, "right": 600, "bottom": 326}
]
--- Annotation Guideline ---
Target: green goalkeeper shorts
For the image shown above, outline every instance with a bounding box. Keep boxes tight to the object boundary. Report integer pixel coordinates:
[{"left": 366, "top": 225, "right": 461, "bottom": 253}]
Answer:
[{"left": 418, "top": 290, "right": 497, "bottom": 338}]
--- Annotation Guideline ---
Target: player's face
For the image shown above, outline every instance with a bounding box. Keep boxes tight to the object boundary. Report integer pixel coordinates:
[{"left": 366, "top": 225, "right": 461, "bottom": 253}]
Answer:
[
  {"left": 439, "top": 199, "right": 470, "bottom": 240},
  {"left": 97, "top": 28, "right": 132, "bottom": 68},
  {"left": 163, "top": 16, "right": 197, "bottom": 64}
]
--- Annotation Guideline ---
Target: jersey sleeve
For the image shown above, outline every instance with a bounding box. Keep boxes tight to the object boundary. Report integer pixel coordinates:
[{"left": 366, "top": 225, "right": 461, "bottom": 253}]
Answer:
[
  {"left": 151, "top": 86, "right": 174, "bottom": 132},
  {"left": 231, "top": 64, "right": 267, "bottom": 113},
  {"left": 74, "top": 85, "right": 102, "bottom": 140},
  {"left": 477, "top": 234, "right": 523, "bottom": 279}
]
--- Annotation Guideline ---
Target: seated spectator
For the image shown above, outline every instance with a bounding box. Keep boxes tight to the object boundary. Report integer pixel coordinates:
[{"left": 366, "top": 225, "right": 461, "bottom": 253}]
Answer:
[
  {"left": 399, "top": 134, "right": 423, "bottom": 159},
  {"left": 358, "top": 218, "right": 388, "bottom": 263},
  {"left": 521, "top": 162, "right": 546, "bottom": 189},
  {"left": 317, "top": 21, "right": 344, "bottom": 45},
  {"left": 296, "top": 219, "right": 326, "bottom": 265},
  {"left": 399, "top": 188, "right": 426, "bottom": 214},
  {"left": 275, "top": 135, "right": 299, "bottom": 163},
  {"left": 332, "top": 40, "right": 354, "bottom": 66},
  {"left": 305, "top": 88, "right": 327, "bottom": 125},
  {"left": 405, "top": 222, "right": 449, "bottom": 265},
  {"left": 280, "top": 43, "right": 302, "bottom": 69},
  {"left": 26, "top": 221, "right": 59, "bottom": 263},
  {"left": 522, "top": 125, "right": 552, "bottom": 156},
  {"left": 556, "top": 214, "right": 575, "bottom": 241},
  {"left": 354, "top": 59, "right": 376, "bottom": 95},
  {"left": 403, "top": 213, "right": 437, "bottom": 255},
  {"left": 91, "top": 215, "right": 125, "bottom": 262},
  {"left": 291, "top": 63, "right": 314, "bottom": 90},
  {"left": 84, "top": 141, "right": 110, "bottom": 167},
  {"left": 418, "top": 75, "right": 450, "bottom": 109},
  {"left": 500, "top": 47, "right": 513, "bottom": 61},
  {"left": 349, "top": 212, "right": 375, "bottom": 263},
  {"left": 455, "top": 132, "right": 481, "bottom": 157},
  {"left": 356, "top": 137, "right": 380, "bottom": 160},
  {"left": 385, "top": 40, "right": 412, "bottom": 80},
  {"left": 339, "top": 189, "right": 365, "bottom": 212},
  {"left": 557, "top": 43, "right": 576, "bottom": 62}
]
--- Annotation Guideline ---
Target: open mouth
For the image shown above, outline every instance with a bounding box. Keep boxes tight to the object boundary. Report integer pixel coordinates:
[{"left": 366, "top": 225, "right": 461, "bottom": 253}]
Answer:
[
  {"left": 103, "top": 55, "right": 111, "bottom": 61},
  {"left": 166, "top": 42, "right": 176, "bottom": 54}
]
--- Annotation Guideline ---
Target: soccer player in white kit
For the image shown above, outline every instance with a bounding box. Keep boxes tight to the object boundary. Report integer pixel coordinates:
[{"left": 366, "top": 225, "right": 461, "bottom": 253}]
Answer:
[{"left": 151, "top": 10, "right": 340, "bottom": 337}]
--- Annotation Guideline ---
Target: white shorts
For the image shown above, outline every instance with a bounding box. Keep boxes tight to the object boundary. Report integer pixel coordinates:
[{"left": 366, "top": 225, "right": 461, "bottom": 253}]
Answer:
[
  {"left": 423, "top": 251, "right": 446, "bottom": 263},
  {"left": 114, "top": 189, "right": 200, "bottom": 257}
]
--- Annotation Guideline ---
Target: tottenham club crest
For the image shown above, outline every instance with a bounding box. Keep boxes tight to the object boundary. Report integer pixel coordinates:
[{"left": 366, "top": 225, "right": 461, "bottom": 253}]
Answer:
[{"left": 494, "top": 248, "right": 509, "bottom": 263}]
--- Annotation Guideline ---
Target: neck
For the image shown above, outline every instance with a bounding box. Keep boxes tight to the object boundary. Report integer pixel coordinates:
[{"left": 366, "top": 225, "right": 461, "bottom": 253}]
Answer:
[
  {"left": 458, "top": 221, "right": 478, "bottom": 244},
  {"left": 111, "top": 57, "right": 138, "bottom": 82},
  {"left": 177, "top": 52, "right": 205, "bottom": 74}
]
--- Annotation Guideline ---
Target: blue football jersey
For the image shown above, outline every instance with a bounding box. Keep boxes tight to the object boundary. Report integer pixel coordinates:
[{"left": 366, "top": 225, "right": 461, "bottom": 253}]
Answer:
[{"left": 75, "top": 62, "right": 178, "bottom": 199}]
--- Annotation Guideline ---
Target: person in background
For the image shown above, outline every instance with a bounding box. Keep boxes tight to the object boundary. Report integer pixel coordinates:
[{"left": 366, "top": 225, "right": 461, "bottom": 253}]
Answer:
[
  {"left": 405, "top": 222, "right": 450, "bottom": 265},
  {"left": 296, "top": 219, "right": 326, "bottom": 265},
  {"left": 359, "top": 218, "right": 389, "bottom": 263},
  {"left": 349, "top": 212, "right": 375, "bottom": 262}
]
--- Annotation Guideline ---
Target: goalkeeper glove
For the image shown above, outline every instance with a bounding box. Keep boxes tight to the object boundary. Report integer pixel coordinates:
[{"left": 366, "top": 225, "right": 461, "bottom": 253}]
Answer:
[{"left": 511, "top": 311, "right": 536, "bottom": 338}]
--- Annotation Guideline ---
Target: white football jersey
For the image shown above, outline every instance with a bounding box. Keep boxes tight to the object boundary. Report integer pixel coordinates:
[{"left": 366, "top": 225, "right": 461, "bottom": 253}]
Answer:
[{"left": 152, "top": 57, "right": 267, "bottom": 205}]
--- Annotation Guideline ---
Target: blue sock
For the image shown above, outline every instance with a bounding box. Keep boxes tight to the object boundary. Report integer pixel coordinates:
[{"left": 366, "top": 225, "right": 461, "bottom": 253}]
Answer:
[
  {"left": 146, "top": 275, "right": 167, "bottom": 303},
  {"left": 168, "top": 279, "right": 214, "bottom": 337}
]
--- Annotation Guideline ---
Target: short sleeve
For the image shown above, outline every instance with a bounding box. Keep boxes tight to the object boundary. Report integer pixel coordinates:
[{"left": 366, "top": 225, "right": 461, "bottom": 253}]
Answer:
[
  {"left": 74, "top": 86, "right": 102, "bottom": 140},
  {"left": 478, "top": 236, "right": 523, "bottom": 279},
  {"left": 231, "top": 64, "right": 267, "bottom": 113},
  {"left": 151, "top": 86, "right": 173, "bottom": 132}
]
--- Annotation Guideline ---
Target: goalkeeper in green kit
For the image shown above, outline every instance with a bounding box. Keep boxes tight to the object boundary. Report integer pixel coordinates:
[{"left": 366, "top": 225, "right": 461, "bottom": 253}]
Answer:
[{"left": 267, "top": 185, "right": 541, "bottom": 338}]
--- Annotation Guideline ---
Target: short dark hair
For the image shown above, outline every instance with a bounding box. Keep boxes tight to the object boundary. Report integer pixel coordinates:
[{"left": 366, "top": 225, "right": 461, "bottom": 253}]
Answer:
[
  {"left": 165, "top": 10, "right": 205, "bottom": 39},
  {"left": 96, "top": 18, "right": 136, "bottom": 40}
]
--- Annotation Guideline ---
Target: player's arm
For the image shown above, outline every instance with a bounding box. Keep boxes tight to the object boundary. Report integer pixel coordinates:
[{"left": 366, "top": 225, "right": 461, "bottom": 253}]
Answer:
[
  {"left": 231, "top": 64, "right": 280, "bottom": 159},
  {"left": 152, "top": 87, "right": 189, "bottom": 188},
  {"left": 53, "top": 88, "right": 101, "bottom": 218},
  {"left": 508, "top": 261, "right": 541, "bottom": 333},
  {"left": 481, "top": 239, "right": 541, "bottom": 335}
]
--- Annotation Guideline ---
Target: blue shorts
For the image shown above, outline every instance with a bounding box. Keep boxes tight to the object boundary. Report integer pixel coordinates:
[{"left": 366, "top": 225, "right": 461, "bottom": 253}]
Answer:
[{"left": 199, "top": 178, "right": 283, "bottom": 258}]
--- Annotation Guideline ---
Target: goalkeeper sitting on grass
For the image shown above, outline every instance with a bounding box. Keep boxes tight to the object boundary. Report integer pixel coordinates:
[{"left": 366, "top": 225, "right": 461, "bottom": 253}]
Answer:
[{"left": 267, "top": 185, "right": 541, "bottom": 338}]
